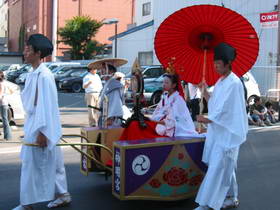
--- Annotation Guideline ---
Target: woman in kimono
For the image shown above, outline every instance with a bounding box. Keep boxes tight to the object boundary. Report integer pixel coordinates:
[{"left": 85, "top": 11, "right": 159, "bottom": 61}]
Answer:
[{"left": 150, "top": 73, "right": 198, "bottom": 137}]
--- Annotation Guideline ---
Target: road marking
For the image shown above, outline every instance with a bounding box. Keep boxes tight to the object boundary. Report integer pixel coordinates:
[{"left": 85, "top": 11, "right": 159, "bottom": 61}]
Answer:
[
  {"left": 61, "top": 100, "right": 84, "bottom": 108},
  {"left": 249, "top": 124, "right": 280, "bottom": 131},
  {"left": 0, "top": 145, "right": 73, "bottom": 154}
]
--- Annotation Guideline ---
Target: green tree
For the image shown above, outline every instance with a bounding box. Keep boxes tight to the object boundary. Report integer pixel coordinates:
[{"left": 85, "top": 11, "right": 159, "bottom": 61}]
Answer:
[
  {"left": 18, "top": 24, "right": 26, "bottom": 52},
  {"left": 58, "top": 16, "right": 103, "bottom": 60}
]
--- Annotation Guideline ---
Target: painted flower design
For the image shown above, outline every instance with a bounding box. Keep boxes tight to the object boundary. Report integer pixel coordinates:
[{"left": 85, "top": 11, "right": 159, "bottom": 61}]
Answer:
[
  {"left": 189, "top": 175, "right": 203, "bottom": 186},
  {"left": 163, "top": 167, "right": 188, "bottom": 186},
  {"left": 178, "top": 153, "right": 184, "bottom": 160},
  {"left": 149, "top": 178, "right": 161, "bottom": 188}
]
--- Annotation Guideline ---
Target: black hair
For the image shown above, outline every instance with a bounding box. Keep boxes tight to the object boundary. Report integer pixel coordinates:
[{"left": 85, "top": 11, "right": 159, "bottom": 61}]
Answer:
[
  {"left": 214, "top": 58, "right": 233, "bottom": 70},
  {"left": 0, "top": 71, "right": 4, "bottom": 82},
  {"left": 163, "top": 73, "right": 179, "bottom": 90},
  {"left": 254, "top": 96, "right": 261, "bottom": 103},
  {"left": 107, "top": 64, "right": 117, "bottom": 73},
  {"left": 26, "top": 41, "right": 44, "bottom": 59},
  {"left": 265, "top": 101, "right": 273, "bottom": 108}
]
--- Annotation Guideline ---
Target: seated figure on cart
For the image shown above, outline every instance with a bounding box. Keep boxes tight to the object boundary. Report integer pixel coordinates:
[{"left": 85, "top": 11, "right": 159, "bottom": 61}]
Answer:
[
  {"left": 150, "top": 73, "right": 198, "bottom": 137},
  {"left": 121, "top": 59, "right": 198, "bottom": 140}
]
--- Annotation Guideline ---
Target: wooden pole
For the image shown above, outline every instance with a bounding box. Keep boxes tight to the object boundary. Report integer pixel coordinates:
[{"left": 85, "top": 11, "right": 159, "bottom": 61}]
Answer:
[{"left": 199, "top": 49, "right": 207, "bottom": 132}]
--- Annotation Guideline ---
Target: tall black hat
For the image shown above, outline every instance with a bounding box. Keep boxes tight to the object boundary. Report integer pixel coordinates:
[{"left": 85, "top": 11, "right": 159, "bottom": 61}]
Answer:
[
  {"left": 214, "top": 43, "right": 236, "bottom": 63},
  {"left": 27, "top": 34, "right": 53, "bottom": 58}
]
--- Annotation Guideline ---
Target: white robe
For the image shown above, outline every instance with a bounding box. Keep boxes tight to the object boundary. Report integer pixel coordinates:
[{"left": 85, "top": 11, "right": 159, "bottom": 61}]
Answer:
[
  {"left": 195, "top": 72, "right": 248, "bottom": 210},
  {"left": 20, "top": 63, "right": 68, "bottom": 205},
  {"left": 151, "top": 91, "right": 198, "bottom": 137}
]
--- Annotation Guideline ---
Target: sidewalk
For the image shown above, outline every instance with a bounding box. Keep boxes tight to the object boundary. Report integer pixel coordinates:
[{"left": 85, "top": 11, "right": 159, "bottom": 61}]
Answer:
[{"left": 0, "top": 106, "right": 89, "bottom": 154}]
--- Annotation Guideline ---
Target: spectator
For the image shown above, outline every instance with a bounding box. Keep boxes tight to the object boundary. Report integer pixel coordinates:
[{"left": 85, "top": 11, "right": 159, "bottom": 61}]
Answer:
[
  {"left": 265, "top": 101, "right": 277, "bottom": 124},
  {"left": 249, "top": 96, "right": 272, "bottom": 126},
  {"left": 83, "top": 65, "right": 103, "bottom": 127},
  {"left": 0, "top": 71, "right": 12, "bottom": 140},
  {"left": 187, "top": 83, "right": 201, "bottom": 121}
]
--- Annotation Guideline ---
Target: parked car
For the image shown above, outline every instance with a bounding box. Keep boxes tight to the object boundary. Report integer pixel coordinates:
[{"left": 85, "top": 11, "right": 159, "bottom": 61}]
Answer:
[
  {"left": 142, "top": 75, "right": 165, "bottom": 105},
  {"left": 124, "top": 65, "right": 165, "bottom": 86},
  {"left": 6, "top": 64, "right": 31, "bottom": 83},
  {"left": 3, "top": 64, "right": 21, "bottom": 76},
  {"left": 241, "top": 72, "right": 261, "bottom": 105},
  {"left": 125, "top": 74, "right": 165, "bottom": 105},
  {"left": 55, "top": 66, "right": 88, "bottom": 89},
  {"left": 2, "top": 81, "right": 25, "bottom": 125},
  {"left": 58, "top": 71, "right": 88, "bottom": 93},
  {"left": 48, "top": 62, "right": 81, "bottom": 72},
  {"left": 0, "top": 64, "right": 11, "bottom": 72},
  {"left": 15, "top": 72, "right": 28, "bottom": 85},
  {"left": 125, "top": 72, "right": 261, "bottom": 106},
  {"left": 16, "top": 64, "right": 85, "bottom": 85}
]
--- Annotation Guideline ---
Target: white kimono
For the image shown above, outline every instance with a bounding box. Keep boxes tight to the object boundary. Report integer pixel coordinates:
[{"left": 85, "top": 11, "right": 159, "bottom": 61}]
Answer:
[
  {"left": 20, "top": 63, "right": 68, "bottom": 205},
  {"left": 151, "top": 91, "right": 198, "bottom": 137},
  {"left": 195, "top": 72, "right": 248, "bottom": 210}
]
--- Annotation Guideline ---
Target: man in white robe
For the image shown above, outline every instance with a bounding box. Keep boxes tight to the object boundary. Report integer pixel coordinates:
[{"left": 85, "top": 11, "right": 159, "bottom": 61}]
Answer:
[
  {"left": 194, "top": 43, "right": 248, "bottom": 210},
  {"left": 13, "top": 34, "right": 71, "bottom": 210}
]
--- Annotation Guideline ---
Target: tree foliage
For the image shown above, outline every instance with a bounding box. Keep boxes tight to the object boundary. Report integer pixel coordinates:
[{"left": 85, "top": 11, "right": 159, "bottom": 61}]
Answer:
[{"left": 58, "top": 16, "right": 104, "bottom": 60}]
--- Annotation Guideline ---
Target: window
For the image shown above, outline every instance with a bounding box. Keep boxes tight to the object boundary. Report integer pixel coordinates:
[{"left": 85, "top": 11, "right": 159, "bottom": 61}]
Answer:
[
  {"left": 138, "top": 51, "right": 153, "bottom": 66},
  {"left": 142, "top": 2, "right": 151, "bottom": 16},
  {"left": 143, "top": 67, "right": 164, "bottom": 79},
  {"left": 70, "top": 69, "right": 87, "bottom": 77},
  {"left": 150, "top": 68, "right": 164, "bottom": 78}
]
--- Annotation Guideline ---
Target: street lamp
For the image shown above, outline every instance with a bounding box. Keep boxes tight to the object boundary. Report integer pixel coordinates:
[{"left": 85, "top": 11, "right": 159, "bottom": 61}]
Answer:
[{"left": 103, "top": 18, "right": 119, "bottom": 58}]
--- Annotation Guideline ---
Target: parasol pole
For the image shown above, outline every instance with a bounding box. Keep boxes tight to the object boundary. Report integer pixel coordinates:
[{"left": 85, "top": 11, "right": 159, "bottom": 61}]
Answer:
[{"left": 199, "top": 49, "right": 207, "bottom": 133}]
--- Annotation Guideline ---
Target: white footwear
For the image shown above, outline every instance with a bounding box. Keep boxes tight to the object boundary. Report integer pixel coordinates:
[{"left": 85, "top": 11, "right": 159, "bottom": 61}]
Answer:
[
  {"left": 222, "top": 197, "right": 240, "bottom": 209},
  {"left": 47, "top": 193, "right": 71, "bottom": 208},
  {"left": 12, "top": 205, "right": 33, "bottom": 210}
]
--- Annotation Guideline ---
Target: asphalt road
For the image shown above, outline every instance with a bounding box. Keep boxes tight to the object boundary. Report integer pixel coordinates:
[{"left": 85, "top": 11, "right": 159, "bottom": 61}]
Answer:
[{"left": 0, "top": 92, "right": 280, "bottom": 210}]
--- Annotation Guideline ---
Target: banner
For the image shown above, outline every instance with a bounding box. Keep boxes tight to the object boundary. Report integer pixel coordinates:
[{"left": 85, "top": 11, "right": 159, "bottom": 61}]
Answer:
[{"left": 260, "top": 11, "right": 278, "bottom": 28}]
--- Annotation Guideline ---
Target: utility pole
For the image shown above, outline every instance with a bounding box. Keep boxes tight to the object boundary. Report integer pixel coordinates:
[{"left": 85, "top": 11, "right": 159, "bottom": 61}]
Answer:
[
  {"left": 277, "top": 0, "right": 280, "bottom": 68},
  {"left": 52, "top": 0, "right": 58, "bottom": 61},
  {"left": 277, "top": 0, "right": 280, "bottom": 88}
]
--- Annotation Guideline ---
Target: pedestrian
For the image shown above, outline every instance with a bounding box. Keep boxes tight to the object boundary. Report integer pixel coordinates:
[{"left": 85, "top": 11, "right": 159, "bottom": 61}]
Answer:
[
  {"left": 13, "top": 34, "right": 71, "bottom": 210},
  {"left": 83, "top": 64, "right": 103, "bottom": 127},
  {"left": 188, "top": 83, "right": 201, "bottom": 121},
  {"left": 0, "top": 71, "right": 12, "bottom": 140}
]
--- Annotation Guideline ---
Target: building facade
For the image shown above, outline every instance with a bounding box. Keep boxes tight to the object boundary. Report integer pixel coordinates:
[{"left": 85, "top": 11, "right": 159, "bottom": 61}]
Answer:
[
  {"left": 113, "top": 0, "right": 280, "bottom": 94},
  {"left": 0, "top": 0, "right": 8, "bottom": 51},
  {"left": 8, "top": 0, "right": 134, "bottom": 60}
]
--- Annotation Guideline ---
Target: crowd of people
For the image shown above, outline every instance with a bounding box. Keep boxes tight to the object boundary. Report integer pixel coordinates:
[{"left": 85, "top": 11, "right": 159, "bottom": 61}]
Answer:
[
  {"left": 248, "top": 96, "right": 278, "bottom": 126},
  {"left": 185, "top": 85, "right": 279, "bottom": 128}
]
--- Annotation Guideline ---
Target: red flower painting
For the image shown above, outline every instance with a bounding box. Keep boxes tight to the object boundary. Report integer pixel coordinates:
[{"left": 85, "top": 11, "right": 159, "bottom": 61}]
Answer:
[
  {"left": 163, "top": 167, "right": 188, "bottom": 186},
  {"left": 149, "top": 179, "right": 161, "bottom": 188},
  {"left": 189, "top": 175, "right": 203, "bottom": 186},
  {"left": 178, "top": 153, "right": 184, "bottom": 160}
]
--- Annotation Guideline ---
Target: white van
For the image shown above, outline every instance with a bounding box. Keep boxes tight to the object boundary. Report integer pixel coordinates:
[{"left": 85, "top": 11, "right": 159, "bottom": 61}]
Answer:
[
  {"left": 242, "top": 72, "right": 261, "bottom": 105},
  {"left": 4, "top": 81, "right": 25, "bottom": 125}
]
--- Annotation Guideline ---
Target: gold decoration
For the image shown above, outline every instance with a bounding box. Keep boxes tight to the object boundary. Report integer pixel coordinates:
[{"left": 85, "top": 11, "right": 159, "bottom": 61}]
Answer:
[
  {"left": 131, "top": 58, "right": 142, "bottom": 75},
  {"left": 165, "top": 57, "right": 177, "bottom": 74}
]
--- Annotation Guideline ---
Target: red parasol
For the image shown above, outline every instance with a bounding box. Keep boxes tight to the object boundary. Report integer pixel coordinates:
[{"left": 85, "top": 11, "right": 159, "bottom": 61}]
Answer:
[{"left": 154, "top": 5, "right": 259, "bottom": 86}]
